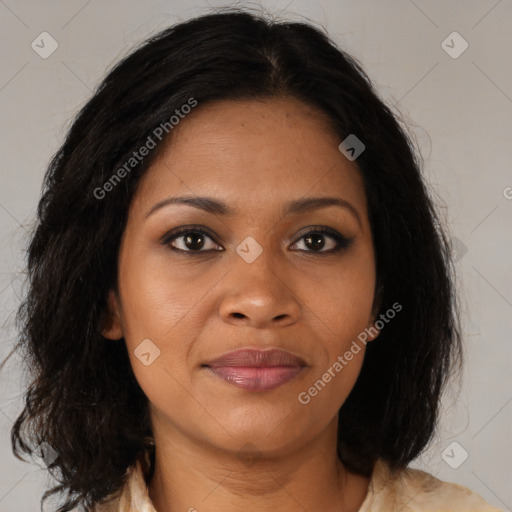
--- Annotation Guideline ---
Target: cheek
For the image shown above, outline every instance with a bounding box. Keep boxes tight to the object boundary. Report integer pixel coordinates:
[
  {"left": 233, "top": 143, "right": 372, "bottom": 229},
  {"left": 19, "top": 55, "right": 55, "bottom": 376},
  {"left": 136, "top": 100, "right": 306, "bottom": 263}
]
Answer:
[
  {"left": 116, "top": 255, "right": 210, "bottom": 400},
  {"left": 307, "top": 256, "right": 375, "bottom": 336},
  {"left": 302, "top": 253, "right": 375, "bottom": 390},
  {"left": 118, "top": 251, "right": 207, "bottom": 344}
]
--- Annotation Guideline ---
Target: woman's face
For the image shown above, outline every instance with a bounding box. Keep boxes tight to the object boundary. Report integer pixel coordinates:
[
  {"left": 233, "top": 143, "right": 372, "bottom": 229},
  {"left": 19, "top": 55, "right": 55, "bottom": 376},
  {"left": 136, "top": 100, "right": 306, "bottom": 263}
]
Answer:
[{"left": 103, "top": 97, "right": 379, "bottom": 457}]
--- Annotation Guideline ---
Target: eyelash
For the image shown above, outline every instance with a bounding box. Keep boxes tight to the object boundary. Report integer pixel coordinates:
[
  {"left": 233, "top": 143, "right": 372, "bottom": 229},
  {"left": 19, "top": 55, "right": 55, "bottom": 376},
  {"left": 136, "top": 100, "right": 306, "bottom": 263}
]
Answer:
[{"left": 161, "top": 224, "right": 354, "bottom": 256}]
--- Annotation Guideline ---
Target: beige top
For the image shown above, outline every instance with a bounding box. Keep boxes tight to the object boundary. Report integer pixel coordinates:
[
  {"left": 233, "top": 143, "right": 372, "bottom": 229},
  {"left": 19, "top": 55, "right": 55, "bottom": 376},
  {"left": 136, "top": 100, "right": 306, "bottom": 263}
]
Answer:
[{"left": 92, "top": 456, "right": 503, "bottom": 512}]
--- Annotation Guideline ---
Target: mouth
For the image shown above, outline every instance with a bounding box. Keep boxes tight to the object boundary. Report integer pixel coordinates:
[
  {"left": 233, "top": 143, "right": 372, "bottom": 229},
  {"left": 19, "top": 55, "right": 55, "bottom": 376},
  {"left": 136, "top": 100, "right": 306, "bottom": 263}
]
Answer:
[
  {"left": 203, "top": 365, "right": 306, "bottom": 392},
  {"left": 202, "top": 348, "right": 308, "bottom": 392}
]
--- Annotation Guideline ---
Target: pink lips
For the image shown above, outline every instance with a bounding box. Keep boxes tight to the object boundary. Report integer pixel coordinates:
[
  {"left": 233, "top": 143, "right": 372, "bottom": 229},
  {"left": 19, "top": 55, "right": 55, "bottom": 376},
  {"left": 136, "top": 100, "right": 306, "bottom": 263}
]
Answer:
[{"left": 203, "top": 348, "right": 307, "bottom": 392}]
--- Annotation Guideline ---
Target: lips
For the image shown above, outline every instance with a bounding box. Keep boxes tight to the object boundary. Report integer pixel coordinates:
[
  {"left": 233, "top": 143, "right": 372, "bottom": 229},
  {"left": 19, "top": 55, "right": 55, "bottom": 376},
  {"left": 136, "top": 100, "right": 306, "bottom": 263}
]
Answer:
[
  {"left": 204, "top": 348, "right": 307, "bottom": 368},
  {"left": 203, "top": 348, "right": 307, "bottom": 392}
]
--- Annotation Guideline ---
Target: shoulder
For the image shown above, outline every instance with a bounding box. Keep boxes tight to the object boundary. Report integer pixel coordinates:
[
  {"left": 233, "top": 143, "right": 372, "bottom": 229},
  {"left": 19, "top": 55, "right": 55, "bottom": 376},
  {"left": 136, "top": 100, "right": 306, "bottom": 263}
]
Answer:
[
  {"left": 359, "top": 459, "right": 503, "bottom": 512},
  {"left": 89, "top": 488, "right": 123, "bottom": 512},
  {"left": 89, "top": 457, "right": 156, "bottom": 512}
]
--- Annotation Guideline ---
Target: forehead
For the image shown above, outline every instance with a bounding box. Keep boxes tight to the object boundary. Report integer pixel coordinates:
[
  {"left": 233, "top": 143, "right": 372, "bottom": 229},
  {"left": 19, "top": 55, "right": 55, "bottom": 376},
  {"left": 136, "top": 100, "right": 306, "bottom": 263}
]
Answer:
[{"left": 133, "top": 97, "right": 368, "bottom": 220}]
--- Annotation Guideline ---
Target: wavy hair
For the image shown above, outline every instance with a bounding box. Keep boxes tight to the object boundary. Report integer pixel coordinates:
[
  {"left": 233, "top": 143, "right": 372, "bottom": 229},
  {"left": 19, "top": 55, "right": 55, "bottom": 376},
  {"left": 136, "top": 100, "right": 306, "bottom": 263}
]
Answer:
[{"left": 1, "top": 8, "right": 462, "bottom": 511}]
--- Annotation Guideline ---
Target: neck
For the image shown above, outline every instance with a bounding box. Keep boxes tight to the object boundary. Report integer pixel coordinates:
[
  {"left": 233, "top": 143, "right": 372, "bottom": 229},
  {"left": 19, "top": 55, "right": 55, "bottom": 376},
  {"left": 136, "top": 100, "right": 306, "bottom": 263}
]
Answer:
[{"left": 146, "top": 419, "right": 370, "bottom": 512}]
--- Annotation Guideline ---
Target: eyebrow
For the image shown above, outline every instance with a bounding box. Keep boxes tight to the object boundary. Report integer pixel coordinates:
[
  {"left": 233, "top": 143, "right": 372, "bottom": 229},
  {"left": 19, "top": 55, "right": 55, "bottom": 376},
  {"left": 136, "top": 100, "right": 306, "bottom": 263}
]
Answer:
[{"left": 145, "top": 195, "right": 362, "bottom": 227}]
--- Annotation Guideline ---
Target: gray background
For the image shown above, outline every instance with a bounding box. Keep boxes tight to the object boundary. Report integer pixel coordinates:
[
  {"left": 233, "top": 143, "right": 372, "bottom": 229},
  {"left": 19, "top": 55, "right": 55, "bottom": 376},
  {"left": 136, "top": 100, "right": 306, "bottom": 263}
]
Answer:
[{"left": 0, "top": 1, "right": 511, "bottom": 510}]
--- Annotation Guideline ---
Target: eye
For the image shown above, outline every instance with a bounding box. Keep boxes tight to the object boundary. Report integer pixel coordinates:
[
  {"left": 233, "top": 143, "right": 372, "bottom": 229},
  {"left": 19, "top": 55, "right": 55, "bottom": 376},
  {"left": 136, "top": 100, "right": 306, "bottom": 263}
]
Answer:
[
  {"left": 161, "top": 225, "right": 353, "bottom": 255},
  {"left": 290, "top": 227, "right": 353, "bottom": 254},
  {"left": 162, "top": 225, "right": 223, "bottom": 254}
]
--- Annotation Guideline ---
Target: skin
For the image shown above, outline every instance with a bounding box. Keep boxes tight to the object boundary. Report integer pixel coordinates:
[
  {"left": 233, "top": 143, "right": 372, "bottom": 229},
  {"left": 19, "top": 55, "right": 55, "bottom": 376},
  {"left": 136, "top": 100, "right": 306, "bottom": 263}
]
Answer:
[{"left": 102, "top": 96, "right": 381, "bottom": 512}]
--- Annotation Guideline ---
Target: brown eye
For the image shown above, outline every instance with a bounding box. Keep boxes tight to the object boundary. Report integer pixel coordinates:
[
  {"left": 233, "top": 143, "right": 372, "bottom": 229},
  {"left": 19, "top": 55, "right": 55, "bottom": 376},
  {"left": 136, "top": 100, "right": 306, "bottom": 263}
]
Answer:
[
  {"left": 162, "top": 226, "right": 223, "bottom": 254},
  {"left": 291, "top": 227, "right": 353, "bottom": 254},
  {"left": 304, "top": 233, "right": 329, "bottom": 251},
  {"left": 161, "top": 225, "right": 353, "bottom": 256}
]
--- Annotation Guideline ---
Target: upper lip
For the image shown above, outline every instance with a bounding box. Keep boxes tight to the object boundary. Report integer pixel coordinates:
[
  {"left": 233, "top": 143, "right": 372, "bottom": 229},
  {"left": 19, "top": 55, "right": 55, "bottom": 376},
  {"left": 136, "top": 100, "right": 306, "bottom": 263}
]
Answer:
[{"left": 204, "top": 348, "right": 307, "bottom": 368}]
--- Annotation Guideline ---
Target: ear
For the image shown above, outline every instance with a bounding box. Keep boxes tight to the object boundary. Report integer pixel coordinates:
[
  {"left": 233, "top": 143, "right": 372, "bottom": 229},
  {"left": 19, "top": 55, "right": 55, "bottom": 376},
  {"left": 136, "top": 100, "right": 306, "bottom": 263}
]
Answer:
[
  {"left": 367, "top": 281, "right": 384, "bottom": 342},
  {"left": 100, "top": 289, "right": 124, "bottom": 340}
]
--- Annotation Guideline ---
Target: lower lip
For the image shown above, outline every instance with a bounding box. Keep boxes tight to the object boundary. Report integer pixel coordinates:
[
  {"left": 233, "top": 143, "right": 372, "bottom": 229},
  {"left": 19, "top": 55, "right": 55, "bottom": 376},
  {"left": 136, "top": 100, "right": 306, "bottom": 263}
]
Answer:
[{"left": 205, "top": 366, "right": 305, "bottom": 392}]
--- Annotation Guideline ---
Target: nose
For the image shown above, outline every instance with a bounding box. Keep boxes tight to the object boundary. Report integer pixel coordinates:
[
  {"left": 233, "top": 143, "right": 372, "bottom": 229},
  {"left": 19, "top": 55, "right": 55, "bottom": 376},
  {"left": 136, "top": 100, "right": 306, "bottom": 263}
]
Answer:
[{"left": 218, "top": 253, "right": 301, "bottom": 329}]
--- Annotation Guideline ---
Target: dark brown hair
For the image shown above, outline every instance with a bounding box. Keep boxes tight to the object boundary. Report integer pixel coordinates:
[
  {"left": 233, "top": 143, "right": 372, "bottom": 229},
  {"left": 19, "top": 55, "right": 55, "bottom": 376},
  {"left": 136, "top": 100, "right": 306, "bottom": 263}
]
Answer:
[{"left": 1, "top": 8, "right": 462, "bottom": 511}]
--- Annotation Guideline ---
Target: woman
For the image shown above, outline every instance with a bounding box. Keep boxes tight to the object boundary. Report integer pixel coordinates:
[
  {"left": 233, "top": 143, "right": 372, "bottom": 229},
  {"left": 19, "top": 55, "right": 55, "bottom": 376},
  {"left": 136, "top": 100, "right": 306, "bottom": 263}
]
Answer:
[{"left": 2, "top": 9, "right": 502, "bottom": 512}]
